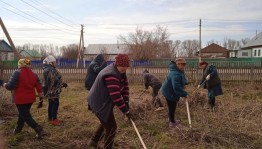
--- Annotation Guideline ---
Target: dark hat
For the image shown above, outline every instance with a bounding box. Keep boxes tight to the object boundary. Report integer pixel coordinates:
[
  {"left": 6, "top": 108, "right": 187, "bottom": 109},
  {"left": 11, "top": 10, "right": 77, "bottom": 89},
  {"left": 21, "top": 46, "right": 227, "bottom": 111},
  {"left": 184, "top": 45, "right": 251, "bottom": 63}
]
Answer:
[
  {"left": 199, "top": 61, "right": 208, "bottom": 66},
  {"left": 115, "top": 54, "right": 130, "bottom": 67}
]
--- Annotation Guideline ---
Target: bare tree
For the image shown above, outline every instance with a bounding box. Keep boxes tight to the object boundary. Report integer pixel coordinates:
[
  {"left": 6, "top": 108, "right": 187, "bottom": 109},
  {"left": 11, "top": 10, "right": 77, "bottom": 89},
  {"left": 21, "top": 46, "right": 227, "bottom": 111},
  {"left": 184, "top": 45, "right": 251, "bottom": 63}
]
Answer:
[
  {"left": 119, "top": 25, "right": 172, "bottom": 60},
  {"left": 181, "top": 40, "right": 199, "bottom": 58},
  {"left": 60, "top": 44, "right": 79, "bottom": 60}
]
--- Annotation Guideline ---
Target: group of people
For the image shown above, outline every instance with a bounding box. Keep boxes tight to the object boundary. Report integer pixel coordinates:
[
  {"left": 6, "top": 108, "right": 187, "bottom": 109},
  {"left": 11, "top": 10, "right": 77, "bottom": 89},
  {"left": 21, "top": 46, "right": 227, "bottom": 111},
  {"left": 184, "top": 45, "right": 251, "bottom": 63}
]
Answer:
[
  {"left": 1, "top": 55, "right": 67, "bottom": 138},
  {"left": 85, "top": 54, "right": 223, "bottom": 149},
  {"left": 0, "top": 53, "right": 223, "bottom": 148}
]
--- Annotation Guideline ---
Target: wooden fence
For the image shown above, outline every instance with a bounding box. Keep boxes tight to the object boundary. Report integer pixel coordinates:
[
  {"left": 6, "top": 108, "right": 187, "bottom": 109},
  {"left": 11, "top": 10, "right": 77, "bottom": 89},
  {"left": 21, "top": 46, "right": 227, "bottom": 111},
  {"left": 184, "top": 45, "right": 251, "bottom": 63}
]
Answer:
[{"left": 2, "top": 65, "right": 262, "bottom": 84}]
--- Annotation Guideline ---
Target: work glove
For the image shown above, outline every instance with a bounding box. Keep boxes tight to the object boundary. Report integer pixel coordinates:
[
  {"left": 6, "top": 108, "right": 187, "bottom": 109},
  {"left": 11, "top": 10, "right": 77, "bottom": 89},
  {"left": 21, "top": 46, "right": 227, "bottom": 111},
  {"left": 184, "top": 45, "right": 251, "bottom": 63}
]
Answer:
[
  {"left": 37, "top": 97, "right": 43, "bottom": 109},
  {"left": 206, "top": 74, "right": 211, "bottom": 80},
  {"left": 125, "top": 112, "right": 134, "bottom": 121},
  {"left": 197, "top": 85, "right": 201, "bottom": 88},
  {"left": 62, "top": 82, "right": 68, "bottom": 88}
]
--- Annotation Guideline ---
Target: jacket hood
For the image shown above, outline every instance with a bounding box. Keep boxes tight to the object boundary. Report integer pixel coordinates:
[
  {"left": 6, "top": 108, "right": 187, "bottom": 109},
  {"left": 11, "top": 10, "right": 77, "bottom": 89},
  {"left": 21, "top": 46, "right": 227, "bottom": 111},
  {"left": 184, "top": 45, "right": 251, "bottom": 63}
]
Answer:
[{"left": 94, "top": 54, "right": 105, "bottom": 65}]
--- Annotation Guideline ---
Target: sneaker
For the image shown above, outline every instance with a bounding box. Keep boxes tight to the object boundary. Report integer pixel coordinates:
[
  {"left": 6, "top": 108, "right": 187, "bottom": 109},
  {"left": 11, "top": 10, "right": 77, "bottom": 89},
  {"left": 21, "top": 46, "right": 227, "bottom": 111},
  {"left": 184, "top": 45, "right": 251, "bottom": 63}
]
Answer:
[
  {"left": 169, "top": 121, "right": 181, "bottom": 128},
  {"left": 154, "top": 107, "right": 165, "bottom": 112},
  {"left": 50, "top": 119, "right": 61, "bottom": 126}
]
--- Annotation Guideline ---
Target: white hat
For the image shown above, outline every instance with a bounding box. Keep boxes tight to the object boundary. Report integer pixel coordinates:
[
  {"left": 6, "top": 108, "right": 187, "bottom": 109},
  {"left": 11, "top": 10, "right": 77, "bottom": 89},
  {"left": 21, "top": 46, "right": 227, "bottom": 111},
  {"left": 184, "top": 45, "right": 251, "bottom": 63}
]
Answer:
[{"left": 43, "top": 55, "right": 56, "bottom": 64}]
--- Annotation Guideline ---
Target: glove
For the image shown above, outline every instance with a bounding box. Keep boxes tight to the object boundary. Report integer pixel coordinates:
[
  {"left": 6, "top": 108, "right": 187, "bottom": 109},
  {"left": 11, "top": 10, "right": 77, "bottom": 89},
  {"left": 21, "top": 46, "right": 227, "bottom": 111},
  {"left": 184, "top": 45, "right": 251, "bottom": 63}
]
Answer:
[
  {"left": 206, "top": 74, "right": 211, "bottom": 80},
  {"left": 37, "top": 97, "right": 43, "bottom": 109},
  {"left": 197, "top": 85, "right": 201, "bottom": 88},
  {"left": 125, "top": 112, "right": 134, "bottom": 120},
  {"left": 62, "top": 82, "right": 68, "bottom": 88}
]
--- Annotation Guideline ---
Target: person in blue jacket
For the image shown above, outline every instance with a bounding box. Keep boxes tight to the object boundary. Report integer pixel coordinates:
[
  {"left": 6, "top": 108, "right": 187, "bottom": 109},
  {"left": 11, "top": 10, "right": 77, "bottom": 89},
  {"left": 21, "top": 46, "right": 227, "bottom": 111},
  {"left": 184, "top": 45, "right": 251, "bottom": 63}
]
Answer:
[
  {"left": 161, "top": 58, "right": 188, "bottom": 128},
  {"left": 198, "top": 61, "right": 223, "bottom": 112}
]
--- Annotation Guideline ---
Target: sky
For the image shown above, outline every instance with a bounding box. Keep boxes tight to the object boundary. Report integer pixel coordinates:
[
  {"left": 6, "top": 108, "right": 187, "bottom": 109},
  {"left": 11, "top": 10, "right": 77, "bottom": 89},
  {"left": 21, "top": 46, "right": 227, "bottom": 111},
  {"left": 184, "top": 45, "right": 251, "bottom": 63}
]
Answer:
[{"left": 0, "top": 0, "right": 262, "bottom": 47}]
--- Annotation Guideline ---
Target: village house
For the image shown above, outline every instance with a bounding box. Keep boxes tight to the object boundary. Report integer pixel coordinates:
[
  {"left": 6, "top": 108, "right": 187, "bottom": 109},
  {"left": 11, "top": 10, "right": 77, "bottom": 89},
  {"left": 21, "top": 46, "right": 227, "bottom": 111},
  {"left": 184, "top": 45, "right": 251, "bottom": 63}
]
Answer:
[{"left": 200, "top": 43, "right": 229, "bottom": 58}]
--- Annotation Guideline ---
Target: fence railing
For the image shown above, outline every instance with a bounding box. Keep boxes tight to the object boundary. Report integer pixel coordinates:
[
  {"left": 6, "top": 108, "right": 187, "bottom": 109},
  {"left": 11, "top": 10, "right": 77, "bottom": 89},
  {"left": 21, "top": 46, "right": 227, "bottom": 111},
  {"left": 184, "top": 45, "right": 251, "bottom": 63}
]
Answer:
[{"left": 1, "top": 60, "right": 262, "bottom": 84}]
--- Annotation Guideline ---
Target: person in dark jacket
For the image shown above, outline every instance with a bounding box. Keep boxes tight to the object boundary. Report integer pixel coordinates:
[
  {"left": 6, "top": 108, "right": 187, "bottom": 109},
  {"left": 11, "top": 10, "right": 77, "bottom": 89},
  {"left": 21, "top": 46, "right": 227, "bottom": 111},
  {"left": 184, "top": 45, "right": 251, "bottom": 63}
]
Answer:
[
  {"left": 87, "top": 54, "right": 133, "bottom": 149},
  {"left": 198, "top": 61, "right": 223, "bottom": 112},
  {"left": 161, "top": 58, "right": 188, "bottom": 128},
  {"left": 3, "top": 58, "right": 46, "bottom": 138},
  {"left": 43, "top": 55, "right": 67, "bottom": 126},
  {"left": 142, "top": 70, "right": 164, "bottom": 111},
  {"left": 85, "top": 54, "right": 107, "bottom": 90}
]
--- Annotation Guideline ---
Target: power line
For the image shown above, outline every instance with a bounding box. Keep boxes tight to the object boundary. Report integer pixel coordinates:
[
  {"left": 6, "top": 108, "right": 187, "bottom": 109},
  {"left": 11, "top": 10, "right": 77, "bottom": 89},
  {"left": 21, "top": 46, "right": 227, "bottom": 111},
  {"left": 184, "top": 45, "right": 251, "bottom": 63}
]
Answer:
[
  {"left": 203, "top": 18, "right": 262, "bottom": 23},
  {"left": 20, "top": 0, "right": 78, "bottom": 31},
  {"left": 0, "top": 1, "right": 78, "bottom": 34},
  {"left": 29, "top": 0, "right": 79, "bottom": 27}
]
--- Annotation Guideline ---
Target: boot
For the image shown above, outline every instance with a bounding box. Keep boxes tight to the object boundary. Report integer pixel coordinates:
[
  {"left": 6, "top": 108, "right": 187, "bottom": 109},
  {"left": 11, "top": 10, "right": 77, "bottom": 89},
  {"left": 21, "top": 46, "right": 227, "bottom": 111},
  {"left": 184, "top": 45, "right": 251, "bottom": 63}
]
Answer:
[
  {"left": 88, "top": 139, "right": 98, "bottom": 148},
  {"left": 34, "top": 126, "right": 47, "bottom": 139}
]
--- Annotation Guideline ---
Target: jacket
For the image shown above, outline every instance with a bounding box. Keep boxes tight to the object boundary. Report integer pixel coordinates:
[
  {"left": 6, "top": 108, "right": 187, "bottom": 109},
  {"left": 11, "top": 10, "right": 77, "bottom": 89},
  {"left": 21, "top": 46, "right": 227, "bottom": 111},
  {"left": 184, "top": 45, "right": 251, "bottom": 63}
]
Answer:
[
  {"left": 85, "top": 54, "right": 107, "bottom": 90},
  {"left": 142, "top": 72, "right": 162, "bottom": 89},
  {"left": 43, "top": 64, "right": 63, "bottom": 98},
  {"left": 5, "top": 67, "right": 42, "bottom": 104},
  {"left": 200, "top": 64, "right": 221, "bottom": 89},
  {"left": 88, "top": 63, "right": 129, "bottom": 122},
  {"left": 161, "top": 63, "right": 188, "bottom": 102}
]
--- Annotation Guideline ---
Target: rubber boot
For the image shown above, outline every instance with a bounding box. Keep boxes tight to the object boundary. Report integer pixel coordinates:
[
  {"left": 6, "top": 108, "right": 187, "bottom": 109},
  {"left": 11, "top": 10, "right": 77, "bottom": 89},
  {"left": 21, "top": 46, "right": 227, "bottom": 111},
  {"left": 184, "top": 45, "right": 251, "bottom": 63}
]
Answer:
[{"left": 34, "top": 126, "right": 47, "bottom": 139}]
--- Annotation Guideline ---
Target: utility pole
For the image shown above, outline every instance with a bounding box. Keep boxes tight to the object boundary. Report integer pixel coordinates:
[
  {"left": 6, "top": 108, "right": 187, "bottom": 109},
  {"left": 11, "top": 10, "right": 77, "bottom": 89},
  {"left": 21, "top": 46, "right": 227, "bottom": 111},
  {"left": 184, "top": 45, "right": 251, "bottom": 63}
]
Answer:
[
  {"left": 76, "top": 24, "right": 84, "bottom": 68},
  {"left": 0, "top": 17, "right": 20, "bottom": 59},
  {"left": 199, "top": 19, "right": 202, "bottom": 63}
]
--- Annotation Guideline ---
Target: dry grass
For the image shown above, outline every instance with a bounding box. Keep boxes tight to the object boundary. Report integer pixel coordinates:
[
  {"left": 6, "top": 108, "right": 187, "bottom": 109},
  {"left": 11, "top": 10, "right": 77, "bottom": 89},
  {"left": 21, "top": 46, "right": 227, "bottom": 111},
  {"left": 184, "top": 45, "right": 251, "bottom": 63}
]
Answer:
[{"left": 0, "top": 83, "right": 262, "bottom": 149}]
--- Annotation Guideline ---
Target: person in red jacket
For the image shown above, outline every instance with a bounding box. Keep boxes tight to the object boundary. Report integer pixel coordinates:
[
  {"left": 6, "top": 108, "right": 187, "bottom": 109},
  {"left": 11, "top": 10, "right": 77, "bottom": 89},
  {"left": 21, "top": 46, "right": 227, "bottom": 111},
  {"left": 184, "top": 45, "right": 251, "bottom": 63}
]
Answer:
[{"left": 3, "top": 58, "right": 46, "bottom": 138}]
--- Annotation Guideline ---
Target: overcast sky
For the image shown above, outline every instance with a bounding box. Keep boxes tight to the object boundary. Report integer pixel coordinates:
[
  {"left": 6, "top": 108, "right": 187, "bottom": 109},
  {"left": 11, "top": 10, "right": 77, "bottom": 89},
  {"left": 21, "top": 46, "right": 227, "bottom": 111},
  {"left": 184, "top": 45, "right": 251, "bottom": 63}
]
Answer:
[{"left": 0, "top": 0, "right": 262, "bottom": 47}]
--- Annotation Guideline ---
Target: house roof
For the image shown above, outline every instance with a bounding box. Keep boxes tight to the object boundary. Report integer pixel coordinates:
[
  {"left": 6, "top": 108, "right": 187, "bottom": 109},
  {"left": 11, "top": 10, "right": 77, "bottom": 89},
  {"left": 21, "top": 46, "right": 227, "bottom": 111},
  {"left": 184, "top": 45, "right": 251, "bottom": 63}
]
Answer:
[
  {"left": 201, "top": 43, "right": 228, "bottom": 53},
  {"left": 242, "top": 32, "right": 262, "bottom": 49},
  {"left": 0, "top": 40, "right": 13, "bottom": 52},
  {"left": 19, "top": 49, "right": 42, "bottom": 58},
  {"left": 84, "top": 44, "right": 128, "bottom": 55}
]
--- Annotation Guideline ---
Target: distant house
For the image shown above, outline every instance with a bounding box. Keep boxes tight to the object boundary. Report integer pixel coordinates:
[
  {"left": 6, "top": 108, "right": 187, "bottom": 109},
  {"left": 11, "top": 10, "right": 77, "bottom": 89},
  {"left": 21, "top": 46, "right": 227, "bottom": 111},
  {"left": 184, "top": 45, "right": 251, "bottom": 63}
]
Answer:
[
  {"left": 84, "top": 44, "right": 129, "bottom": 61},
  {"left": 19, "top": 49, "right": 42, "bottom": 60},
  {"left": 0, "top": 40, "right": 15, "bottom": 60},
  {"left": 200, "top": 43, "right": 229, "bottom": 58},
  {"left": 241, "top": 32, "right": 262, "bottom": 58}
]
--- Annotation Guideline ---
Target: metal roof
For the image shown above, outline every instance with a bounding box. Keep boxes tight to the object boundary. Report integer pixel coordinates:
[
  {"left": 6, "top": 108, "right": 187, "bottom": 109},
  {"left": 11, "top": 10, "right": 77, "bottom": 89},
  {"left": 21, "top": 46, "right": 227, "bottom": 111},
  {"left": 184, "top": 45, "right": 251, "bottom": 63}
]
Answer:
[
  {"left": 242, "top": 32, "right": 262, "bottom": 49},
  {"left": 0, "top": 40, "right": 13, "bottom": 52},
  {"left": 19, "top": 49, "right": 42, "bottom": 58},
  {"left": 84, "top": 44, "right": 129, "bottom": 55}
]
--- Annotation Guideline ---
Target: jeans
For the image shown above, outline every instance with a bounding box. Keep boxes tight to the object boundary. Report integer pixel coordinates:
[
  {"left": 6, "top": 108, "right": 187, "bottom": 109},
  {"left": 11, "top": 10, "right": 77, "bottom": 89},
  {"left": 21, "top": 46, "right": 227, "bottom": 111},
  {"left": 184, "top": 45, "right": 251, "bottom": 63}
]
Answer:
[
  {"left": 16, "top": 103, "right": 40, "bottom": 130},
  {"left": 208, "top": 89, "right": 216, "bottom": 108},
  {"left": 92, "top": 112, "right": 117, "bottom": 149},
  {"left": 48, "top": 98, "right": 59, "bottom": 120},
  {"left": 165, "top": 98, "right": 177, "bottom": 123}
]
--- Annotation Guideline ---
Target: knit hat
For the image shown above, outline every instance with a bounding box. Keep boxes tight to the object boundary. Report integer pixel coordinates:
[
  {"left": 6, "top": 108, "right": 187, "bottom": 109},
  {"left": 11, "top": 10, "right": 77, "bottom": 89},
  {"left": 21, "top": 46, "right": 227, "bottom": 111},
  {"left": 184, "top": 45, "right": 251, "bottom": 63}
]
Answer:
[
  {"left": 171, "top": 58, "right": 186, "bottom": 64},
  {"left": 18, "top": 58, "right": 31, "bottom": 68},
  {"left": 115, "top": 54, "right": 130, "bottom": 67},
  {"left": 199, "top": 61, "right": 208, "bottom": 66},
  {"left": 43, "top": 55, "right": 56, "bottom": 64}
]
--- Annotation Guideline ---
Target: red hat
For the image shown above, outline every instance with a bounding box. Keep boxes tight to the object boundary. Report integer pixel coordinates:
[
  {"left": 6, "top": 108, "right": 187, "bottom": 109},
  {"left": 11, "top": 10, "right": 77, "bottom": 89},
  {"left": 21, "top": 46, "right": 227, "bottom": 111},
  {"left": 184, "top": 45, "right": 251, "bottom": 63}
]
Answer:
[
  {"left": 199, "top": 61, "right": 208, "bottom": 66},
  {"left": 115, "top": 54, "right": 130, "bottom": 67}
]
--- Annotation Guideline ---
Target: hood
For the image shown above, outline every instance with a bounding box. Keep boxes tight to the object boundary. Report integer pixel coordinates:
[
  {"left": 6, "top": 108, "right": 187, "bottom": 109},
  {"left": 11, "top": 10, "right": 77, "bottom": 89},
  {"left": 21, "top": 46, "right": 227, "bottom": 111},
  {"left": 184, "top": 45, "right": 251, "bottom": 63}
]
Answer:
[
  {"left": 142, "top": 69, "right": 149, "bottom": 75},
  {"left": 169, "top": 62, "right": 183, "bottom": 72},
  {"left": 94, "top": 54, "right": 105, "bottom": 65}
]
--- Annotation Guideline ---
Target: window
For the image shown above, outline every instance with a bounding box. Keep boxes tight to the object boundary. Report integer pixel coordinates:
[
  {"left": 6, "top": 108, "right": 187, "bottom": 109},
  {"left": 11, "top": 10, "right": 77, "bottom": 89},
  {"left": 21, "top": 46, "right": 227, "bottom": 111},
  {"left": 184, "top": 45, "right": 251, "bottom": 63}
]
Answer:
[
  {"left": 259, "top": 50, "right": 261, "bottom": 57},
  {"left": 254, "top": 50, "right": 257, "bottom": 56},
  {"left": 242, "top": 52, "right": 248, "bottom": 56}
]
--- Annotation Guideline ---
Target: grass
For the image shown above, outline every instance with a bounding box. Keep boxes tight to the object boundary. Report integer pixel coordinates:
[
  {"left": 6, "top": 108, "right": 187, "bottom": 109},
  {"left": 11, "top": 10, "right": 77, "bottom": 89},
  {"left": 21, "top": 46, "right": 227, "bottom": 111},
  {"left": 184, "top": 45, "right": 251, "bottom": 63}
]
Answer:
[{"left": 0, "top": 83, "right": 262, "bottom": 149}]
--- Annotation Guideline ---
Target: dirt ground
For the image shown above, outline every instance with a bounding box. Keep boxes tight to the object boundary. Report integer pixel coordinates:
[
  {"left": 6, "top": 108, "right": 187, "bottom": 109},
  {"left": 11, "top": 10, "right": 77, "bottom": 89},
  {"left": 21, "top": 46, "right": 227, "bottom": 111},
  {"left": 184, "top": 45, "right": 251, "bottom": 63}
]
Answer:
[{"left": 0, "top": 130, "right": 5, "bottom": 149}]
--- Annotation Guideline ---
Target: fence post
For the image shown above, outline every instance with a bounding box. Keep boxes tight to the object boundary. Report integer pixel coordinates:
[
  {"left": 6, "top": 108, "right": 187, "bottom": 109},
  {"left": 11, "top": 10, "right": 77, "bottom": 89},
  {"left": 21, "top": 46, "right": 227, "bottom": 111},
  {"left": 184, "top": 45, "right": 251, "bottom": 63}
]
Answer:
[{"left": 250, "top": 63, "right": 254, "bottom": 84}]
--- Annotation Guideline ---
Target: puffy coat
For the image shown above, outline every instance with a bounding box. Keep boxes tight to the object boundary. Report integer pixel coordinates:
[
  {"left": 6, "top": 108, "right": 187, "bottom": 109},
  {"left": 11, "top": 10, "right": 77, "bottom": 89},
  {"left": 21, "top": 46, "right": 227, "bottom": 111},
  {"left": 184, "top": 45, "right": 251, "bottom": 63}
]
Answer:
[
  {"left": 161, "top": 63, "right": 188, "bottom": 102},
  {"left": 5, "top": 67, "right": 42, "bottom": 104}
]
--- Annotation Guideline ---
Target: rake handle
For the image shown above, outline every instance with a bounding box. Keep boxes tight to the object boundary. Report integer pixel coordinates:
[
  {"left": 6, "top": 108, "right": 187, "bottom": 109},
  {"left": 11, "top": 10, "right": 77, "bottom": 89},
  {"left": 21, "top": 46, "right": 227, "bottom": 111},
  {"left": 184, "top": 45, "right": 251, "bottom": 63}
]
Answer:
[
  {"left": 185, "top": 98, "right": 192, "bottom": 128},
  {"left": 130, "top": 119, "right": 147, "bottom": 149}
]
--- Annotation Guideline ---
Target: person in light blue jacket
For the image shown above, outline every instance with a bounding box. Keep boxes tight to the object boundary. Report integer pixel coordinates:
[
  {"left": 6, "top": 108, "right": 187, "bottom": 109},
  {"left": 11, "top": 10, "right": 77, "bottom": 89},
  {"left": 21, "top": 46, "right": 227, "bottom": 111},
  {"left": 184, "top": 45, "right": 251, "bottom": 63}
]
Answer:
[{"left": 161, "top": 58, "right": 188, "bottom": 128}]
